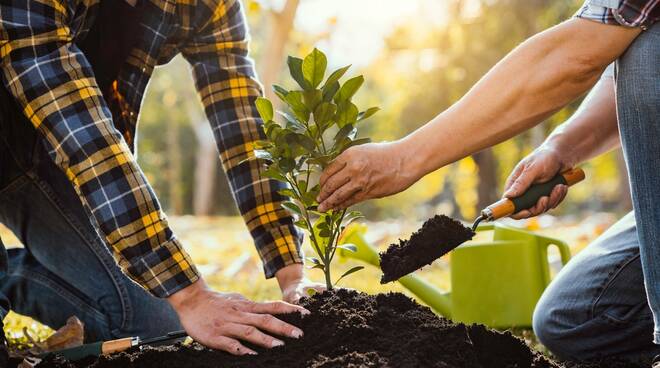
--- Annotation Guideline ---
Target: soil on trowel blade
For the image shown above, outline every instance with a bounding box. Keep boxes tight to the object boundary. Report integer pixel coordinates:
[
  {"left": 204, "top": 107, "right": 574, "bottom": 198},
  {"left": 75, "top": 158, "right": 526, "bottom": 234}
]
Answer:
[
  {"left": 379, "top": 214, "right": 475, "bottom": 283},
  {"left": 38, "top": 290, "right": 649, "bottom": 368}
]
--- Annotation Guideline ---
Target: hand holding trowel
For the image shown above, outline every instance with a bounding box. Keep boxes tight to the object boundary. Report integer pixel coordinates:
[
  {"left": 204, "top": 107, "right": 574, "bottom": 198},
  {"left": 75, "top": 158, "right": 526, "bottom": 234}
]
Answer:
[{"left": 379, "top": 168, "right": 585, "bottom": 283}]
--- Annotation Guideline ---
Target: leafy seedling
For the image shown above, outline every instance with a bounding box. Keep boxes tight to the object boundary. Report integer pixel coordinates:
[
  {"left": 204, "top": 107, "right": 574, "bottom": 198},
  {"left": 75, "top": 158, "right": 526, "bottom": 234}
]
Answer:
[{"left": 253, "top": 48, "right": 379, "bottom": 289}]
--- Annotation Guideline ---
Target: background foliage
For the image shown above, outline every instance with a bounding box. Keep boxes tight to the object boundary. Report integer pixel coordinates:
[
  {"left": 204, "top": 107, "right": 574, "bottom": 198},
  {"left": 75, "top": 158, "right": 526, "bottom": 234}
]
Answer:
[{"left": 138, "top": 0, "right": 630, "bottom": 224}]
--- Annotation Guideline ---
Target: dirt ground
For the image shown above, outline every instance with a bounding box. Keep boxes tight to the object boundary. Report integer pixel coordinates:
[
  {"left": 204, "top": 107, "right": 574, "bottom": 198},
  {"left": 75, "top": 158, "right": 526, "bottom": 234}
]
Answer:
[{"left": 38, "top": 290, "right": 648, "bottom": 368}]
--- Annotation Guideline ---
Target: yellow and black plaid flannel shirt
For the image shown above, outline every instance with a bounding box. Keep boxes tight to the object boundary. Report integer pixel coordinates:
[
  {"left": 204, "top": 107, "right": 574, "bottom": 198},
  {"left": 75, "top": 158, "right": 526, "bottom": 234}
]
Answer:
[{"left": 0, "top": 0, "right": 302, "bottom": 298}]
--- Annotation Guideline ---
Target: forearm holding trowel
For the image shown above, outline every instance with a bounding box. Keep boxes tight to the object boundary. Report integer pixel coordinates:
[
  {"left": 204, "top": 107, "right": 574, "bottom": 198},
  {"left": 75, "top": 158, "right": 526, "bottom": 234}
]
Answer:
[{"left": 503, "top": 74, "right": 619, "bottom": 220}]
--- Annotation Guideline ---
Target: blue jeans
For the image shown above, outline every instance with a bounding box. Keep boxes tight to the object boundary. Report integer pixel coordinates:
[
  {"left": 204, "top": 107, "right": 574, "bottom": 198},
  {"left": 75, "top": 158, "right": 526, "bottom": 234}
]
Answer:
[
  {"left": 0, "top": 85, "right": 181, "bottom": 342},
  {"left": 533, "top": 23, "right": 660, "bottom": 361}
]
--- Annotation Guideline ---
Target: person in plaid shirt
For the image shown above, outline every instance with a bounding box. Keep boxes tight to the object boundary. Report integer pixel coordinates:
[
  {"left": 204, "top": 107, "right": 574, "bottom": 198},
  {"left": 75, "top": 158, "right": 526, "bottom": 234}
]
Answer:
[
  {"left": 316, "top": 0, "right": 660, "bottom": 363},
  {"left": 0, "top": 0, "right": 323, "bottom": 360}
]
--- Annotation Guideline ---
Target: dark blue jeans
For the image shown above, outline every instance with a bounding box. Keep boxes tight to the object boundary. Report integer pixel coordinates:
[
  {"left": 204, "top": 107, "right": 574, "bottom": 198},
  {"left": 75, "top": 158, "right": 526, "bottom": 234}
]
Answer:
[
  {"left": 0, "top": 86, "right": 181, "bottom": 342},
  {"left": 533, "top": 23, "right": 660, "bottom": 361}
]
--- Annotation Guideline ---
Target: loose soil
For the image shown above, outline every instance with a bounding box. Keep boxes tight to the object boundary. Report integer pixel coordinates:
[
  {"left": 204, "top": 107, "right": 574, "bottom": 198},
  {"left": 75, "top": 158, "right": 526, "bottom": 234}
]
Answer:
[
  {"left": 380, "top": 215, "right": 475, "bottom": 283},
  {"left": 36, "top": 290, "right": 647, "bottom": 368}
]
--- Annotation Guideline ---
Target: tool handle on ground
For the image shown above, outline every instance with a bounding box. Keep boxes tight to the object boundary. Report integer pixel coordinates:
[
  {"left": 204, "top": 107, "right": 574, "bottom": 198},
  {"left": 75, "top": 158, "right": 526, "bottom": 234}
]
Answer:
[
  {"left": 44, "top": 337, "right": 136, "bottom": 361},
  {"left": 102, "top": 337, "right": 135, "bottom": 355},
  {"left": 44, "top": 341, "right": 103, "bottom": 361},
  {"left": 485, "top": 168, "right": 585, "bottom": 220}
]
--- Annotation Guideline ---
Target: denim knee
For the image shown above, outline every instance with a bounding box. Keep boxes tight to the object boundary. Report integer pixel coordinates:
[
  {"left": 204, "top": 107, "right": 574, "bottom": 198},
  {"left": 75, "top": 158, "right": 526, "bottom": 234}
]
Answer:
[
  {"left": 116, "top": 294, "right": 182, "bottom": 338},
  {"left": 533, "top": 296, "right": 577, "bottom": 360}
]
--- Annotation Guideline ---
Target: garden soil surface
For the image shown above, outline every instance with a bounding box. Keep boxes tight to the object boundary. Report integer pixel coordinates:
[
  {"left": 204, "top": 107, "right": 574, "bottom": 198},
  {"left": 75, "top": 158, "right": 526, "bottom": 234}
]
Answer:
[
  {"left": 380, "top": 215, "right": 475, "bottom": 283},
  {"left": 38, "top": 289, "right": 648, "bottom": 368}
]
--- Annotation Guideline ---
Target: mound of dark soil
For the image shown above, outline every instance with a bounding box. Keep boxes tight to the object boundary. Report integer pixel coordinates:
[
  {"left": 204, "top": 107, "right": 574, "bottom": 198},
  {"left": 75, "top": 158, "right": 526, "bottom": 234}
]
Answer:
[
  {"left": 380, "top": 215, "right": 475, "bottom": 283},
  {"left": 37, "top": 290, "right": 648, "bottom": 368}
]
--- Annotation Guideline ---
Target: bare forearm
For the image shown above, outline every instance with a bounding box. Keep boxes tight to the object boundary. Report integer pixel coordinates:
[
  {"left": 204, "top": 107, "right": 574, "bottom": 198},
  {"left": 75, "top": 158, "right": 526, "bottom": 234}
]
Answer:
[
  {"left": 543, "top": 76, "right": 619, "bottom": 167},
  {"left": 403, "top": 19, "right": 638, "bottom": 178}
]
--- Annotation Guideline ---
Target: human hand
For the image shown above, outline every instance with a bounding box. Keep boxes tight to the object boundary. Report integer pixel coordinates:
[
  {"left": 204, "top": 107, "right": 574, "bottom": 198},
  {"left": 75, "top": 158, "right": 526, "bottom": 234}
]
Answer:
[
  {"left": 317, "top": 141, "right": 420, "bottom": 212},
  {"left": 503, "top": 146, "right": 572, "bottom": 219},
  {"left": 276, "top": 264, "right": 326, "bottom": 304},
  {"left": 168, "top": 279, "right": 309, "bottom": 355}
]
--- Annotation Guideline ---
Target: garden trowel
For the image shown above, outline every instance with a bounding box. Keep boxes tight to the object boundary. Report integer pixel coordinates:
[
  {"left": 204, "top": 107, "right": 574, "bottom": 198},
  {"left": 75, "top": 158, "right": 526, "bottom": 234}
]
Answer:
[
  {"left": 22, "top": 330, "right": 188, "bottom": 366},
  {"left": 379, "top": 168, "right": 585, "bottom": 283}
]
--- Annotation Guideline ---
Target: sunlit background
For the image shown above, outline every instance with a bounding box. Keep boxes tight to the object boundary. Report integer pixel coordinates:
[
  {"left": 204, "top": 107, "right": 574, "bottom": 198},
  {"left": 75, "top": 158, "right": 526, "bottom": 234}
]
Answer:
[
  {"left": 2, "top": 0, "right": 628, "bottom": 351},
  {"left": 137, "top": 0, "right": 628, "bottom": 222}
]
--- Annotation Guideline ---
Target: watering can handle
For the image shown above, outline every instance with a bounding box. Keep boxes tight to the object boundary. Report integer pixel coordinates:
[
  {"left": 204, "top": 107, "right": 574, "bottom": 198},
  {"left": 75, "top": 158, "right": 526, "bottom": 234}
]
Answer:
[
  {"left": 536, "top": 235, "right": 571, "bottom": 288},
  {"left": 537, "top": 236, "right": 571, "bottom": 266}
]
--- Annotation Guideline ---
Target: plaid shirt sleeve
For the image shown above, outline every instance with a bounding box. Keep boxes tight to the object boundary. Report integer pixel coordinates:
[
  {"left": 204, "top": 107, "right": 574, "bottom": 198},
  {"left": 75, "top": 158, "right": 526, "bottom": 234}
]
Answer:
[
  {"left": 0, "top": 1, "right": 199, "bottom": 298},
  {"left": 575, "top": 0, "right": 660, "bottom": 29},
  {"left": 180, "top": 0, "right": 303, "bottom": 278}
]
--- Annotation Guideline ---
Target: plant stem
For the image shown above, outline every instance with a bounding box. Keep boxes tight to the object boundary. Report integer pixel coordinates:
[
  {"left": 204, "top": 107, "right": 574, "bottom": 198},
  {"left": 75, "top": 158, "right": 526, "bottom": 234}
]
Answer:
[
  {"left": 285, "top": 175, "right": 332, "bottom": 288},
  {"left": 324, "top": 267, "right": 333, "bottom": 291},
  {"left": 329, "top": 209, "right": 348, "bottom": 263}
]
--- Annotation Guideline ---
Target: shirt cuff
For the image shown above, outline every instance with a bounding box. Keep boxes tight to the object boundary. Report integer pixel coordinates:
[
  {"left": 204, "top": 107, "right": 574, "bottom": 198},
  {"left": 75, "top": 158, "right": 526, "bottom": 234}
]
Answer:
[
  {"left": 254, "top": 224, "right": 304, "bottom": 278},
  {"left": 123, "top": 238, "right": 200, "bottom": 298}
]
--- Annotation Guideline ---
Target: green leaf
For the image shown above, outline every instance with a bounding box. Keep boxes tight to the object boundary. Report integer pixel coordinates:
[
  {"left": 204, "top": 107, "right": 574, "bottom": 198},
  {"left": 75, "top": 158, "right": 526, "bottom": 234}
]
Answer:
[
  {"left": 307, "top": 154, "right": 333, "bottom": 167},
  {"left": 298, "top": 180, "right": 308, "bottom": 193},
  {"left": 277, "top": 188, "right": 297, "bottom": 198},
  {"left": 285, "top": 91, "right": 310, "bottom": 122},
  {"left": 314, "top": 102, "right": 337, "bottom": 127},
  {"left": 303, "top": 89, "right": 323, "bottom": 111},
  {"left": 253, "top": 149, "right": 273, "bottom": 161},
  {"left": 307, "top": 184, "right": 321, "bottom": 198},
  {"left": 262, "top": 167, "right": 287, "bottom": 182},
  {"left": 335, "top": 75, "right": 364, "bottom": 102},
  {"left": 254, "top": 140, "right": 272, "bottom": 149},
  {"left": 358, "top": 107, "right": 380, "bottom": 121},
  {"left": 347, "top": 137, "right": 371, "bottom": 147},
  {"left": 318, "top": 228, "right": 331, "bottom": 237},
  {"left": 255, "top": 97, "right": 274, "bottom": 122},
  {"left": 335, "top": 101, "right": 359, "bottom": 127},
  {"left": 279, "top": 157, "right": 296, "bottom": 172},
  {"left": 302, "top": 48, "right": 327, "bottom": 88},
  {"left": 337, "top": 243, "right": 357, "bottom": 253},
  {"left": 265, "top": 123, "right": 282, "bottom": 141},
  {"left": 285, "top": 133, "right": 314, "bottom": 151},
  {"left": 342, "top": 211, "right": 364, "bottom": 226},
  {"left": 323, "top": 65, "right": 351, "bottom": 89},
  {"left": 287, "top": 56, "right": 311, "bottom": 90},
  {"left": 322, "top": 81, "right": 340, "bottom": 102},
  {"left": 276, "top": 111, "right": 304, "bottom": 132},
  {"left": 272, "top": 85, "right": 288, "bottom": 101},
  {"left": 294, "top": 219, "right": 309, "bottom": 228},
  {"left": 308, "top": 264, "right": 325, "bottom": 271},
  {"left": 334, "top": 124, "right": 356, "bottom": 141},
  {"left": 306, "top": 288, "right": 318, "bottom": 296},
  {"left": 335, "top": 266, "right": 364, "bottom": 285},
  {"left": 281, "top": 201, "right": 302, "bottom": 215}
]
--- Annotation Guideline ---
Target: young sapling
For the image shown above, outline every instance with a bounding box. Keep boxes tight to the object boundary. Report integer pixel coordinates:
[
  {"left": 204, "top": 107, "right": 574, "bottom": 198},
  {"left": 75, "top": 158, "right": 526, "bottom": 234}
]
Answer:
[{"left": 253, "top": 48, "right": 379, "bottom": 290}]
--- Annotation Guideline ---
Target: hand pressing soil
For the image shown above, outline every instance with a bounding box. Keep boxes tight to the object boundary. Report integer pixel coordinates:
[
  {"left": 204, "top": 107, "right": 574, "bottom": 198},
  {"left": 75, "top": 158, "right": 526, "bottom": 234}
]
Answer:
[
  {"left": 379, "top": 214, "right": 475, "bottom": 283},
  {"left": 38, "top": 289, "right": 646, "bottom": 368}
]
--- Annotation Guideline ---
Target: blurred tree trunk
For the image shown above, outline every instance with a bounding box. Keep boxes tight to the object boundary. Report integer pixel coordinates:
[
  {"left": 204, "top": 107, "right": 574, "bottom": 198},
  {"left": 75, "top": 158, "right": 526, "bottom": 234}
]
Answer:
[
  {"left": 189, "top": 103, "right": 218, "bottom": 216},
  {"left": 258, "top": 0, "right": 300, "bottom": 102},
  {"left": 472, "top": 149, "right": 499, "bottom": 211},
  {"left": 616, "top": 150, "right": 633, "bottom": 211},
  {"left": 166, "top": 119, "right": 184, "bottom": 215},
  {"left": 193, "top": 126, "right": 217, "bottom": 216}
]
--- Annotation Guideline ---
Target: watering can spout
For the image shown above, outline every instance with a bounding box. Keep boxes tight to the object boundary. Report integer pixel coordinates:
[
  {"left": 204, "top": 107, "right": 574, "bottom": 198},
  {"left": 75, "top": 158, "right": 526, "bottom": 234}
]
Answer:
[{"left": 338, "top": 224, "right": 453, "bottom": 317}]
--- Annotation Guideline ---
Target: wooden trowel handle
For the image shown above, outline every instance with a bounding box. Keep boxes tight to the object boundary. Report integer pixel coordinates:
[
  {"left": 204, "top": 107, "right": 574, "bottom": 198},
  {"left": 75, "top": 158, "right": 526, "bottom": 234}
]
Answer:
[
  {"left": 102, "top": 337, "right": 136, "bottom": 355},
  {"left": 484, "top": 168, "right": 585, "bottom": 220}
]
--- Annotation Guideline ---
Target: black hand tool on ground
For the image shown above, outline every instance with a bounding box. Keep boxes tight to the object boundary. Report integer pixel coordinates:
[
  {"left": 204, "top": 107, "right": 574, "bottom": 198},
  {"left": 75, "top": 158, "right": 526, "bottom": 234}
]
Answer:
[
  {"left": 379, "top": 168, "right": 586, "bottom": 283},
  {"left": 24, "top": 330, "right": 188, "bottom": 365}
]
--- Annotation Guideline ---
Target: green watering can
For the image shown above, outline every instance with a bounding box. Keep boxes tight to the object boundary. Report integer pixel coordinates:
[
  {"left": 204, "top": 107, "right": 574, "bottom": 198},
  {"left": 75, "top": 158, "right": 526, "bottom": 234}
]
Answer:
[{"left": 338, "top": 222, "right": 571, "bottom": 328}]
